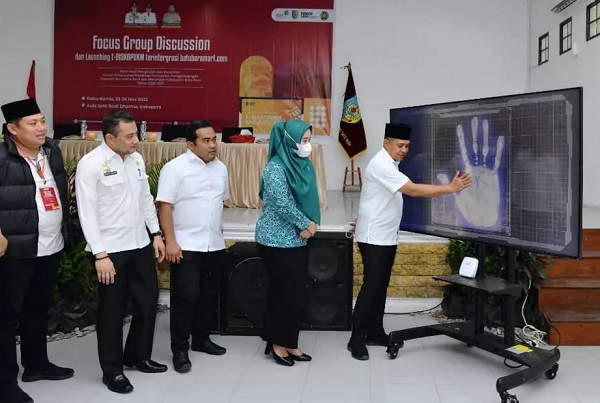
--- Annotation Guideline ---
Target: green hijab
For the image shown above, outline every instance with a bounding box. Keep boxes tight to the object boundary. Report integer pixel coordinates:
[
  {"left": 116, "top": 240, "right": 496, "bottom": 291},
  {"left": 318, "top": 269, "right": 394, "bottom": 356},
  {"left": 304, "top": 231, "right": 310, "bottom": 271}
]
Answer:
[{"left": 259, "top": 119, "right": 321, "bottom": 225}]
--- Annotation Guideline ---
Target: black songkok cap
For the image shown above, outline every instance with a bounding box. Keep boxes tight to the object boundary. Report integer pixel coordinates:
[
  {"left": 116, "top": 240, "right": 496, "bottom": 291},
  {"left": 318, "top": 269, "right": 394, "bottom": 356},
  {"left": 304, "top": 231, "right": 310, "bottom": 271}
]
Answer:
[
  {"left": 1, "top": 99, "right": 41, "bottom": 122},
  {"left": 384, "top": 123, "right": 411, "bottom": 140}
]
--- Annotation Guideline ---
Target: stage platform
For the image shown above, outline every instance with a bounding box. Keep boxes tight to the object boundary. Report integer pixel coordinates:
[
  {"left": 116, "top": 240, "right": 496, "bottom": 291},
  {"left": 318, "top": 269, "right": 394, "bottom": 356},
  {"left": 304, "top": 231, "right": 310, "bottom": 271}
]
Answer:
[
  {"left": 223, "top": 190, "right": 600, "bottom": 242},
  {"left": 223, "top": 190, "right": 450, "bottom": 242}
]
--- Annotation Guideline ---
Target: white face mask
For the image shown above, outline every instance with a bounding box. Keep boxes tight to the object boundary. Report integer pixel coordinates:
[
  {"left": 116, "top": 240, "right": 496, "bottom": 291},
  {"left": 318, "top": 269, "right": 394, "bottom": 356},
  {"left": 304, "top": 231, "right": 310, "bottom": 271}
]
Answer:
[
  {"left": 295, "top": 142, "right": 312, "bottom": 158},
  {"left": 284, "top": 128, "right": 312, "bottom": 158}
]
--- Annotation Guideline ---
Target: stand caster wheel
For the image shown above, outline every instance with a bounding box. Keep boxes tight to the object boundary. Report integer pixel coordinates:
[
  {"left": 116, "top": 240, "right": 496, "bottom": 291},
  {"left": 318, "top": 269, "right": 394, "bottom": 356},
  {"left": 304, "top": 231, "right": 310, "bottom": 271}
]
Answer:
[
  {"left": 386, "top": 341, "right": 403, "bottom": 360},
  {"left": 500, "top": 391, "right": 519, "bottom": 403},
  {"left": 544, "top": 363, "right": 559, "bottom": 379}
]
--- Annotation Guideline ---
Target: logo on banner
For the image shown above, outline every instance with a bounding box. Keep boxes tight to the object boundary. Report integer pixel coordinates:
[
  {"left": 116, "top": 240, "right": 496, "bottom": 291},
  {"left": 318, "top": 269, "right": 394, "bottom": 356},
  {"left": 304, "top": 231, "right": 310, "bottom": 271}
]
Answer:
[
  {"left": 342, "top": 96, "right": 361, "bottom": 124},
  {"left": 271, "top": 8, "right": 335, "bottom": 23}
]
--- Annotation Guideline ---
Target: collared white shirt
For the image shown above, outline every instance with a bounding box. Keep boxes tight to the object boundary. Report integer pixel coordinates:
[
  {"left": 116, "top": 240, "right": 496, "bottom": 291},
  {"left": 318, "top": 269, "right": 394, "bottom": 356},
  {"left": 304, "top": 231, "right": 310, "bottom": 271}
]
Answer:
[
  {"left": 354, "top": 147, "right": 410, "bottom": 246},
  {"left": 156, "top": 150, "right": 229, "bottom": 252},
  {"left": 75, "top": 142, "right": 160, "bottom": 254},
  {"left": 22, "top": 150, "right": 64, "bottom": 256},
  {"left": 124, "top": 12, "right": 141, "bottom": 24},
  {"left": 142, "top": 11, "right": 156, "bottom": 25}
]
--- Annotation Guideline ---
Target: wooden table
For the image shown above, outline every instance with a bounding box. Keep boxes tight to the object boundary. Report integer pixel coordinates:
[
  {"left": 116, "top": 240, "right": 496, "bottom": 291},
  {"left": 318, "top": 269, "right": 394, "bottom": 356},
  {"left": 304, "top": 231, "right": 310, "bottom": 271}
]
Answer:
[{"left": 59, "top": 140, "right": 328, "bottom": 209}]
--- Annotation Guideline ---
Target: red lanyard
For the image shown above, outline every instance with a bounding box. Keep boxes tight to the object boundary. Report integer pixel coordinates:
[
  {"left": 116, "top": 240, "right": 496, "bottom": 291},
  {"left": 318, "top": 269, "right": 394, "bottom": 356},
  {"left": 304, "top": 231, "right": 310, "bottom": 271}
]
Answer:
[{"left": 16, "top": 144, "right": 46, "bottom": 184}]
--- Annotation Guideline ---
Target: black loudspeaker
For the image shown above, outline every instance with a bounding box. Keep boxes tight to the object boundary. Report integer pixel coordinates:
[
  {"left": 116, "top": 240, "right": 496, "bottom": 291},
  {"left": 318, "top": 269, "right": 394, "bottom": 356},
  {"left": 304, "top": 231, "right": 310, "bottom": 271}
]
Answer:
[
  {"left": 302, "top": 232, "right": 353, "bottom": 331},
  {"left": 220, "top": 232, "right": 353, "bottom": 335},
  {"left": 220, "top": 242, "right": 268, "bottom": 335}
]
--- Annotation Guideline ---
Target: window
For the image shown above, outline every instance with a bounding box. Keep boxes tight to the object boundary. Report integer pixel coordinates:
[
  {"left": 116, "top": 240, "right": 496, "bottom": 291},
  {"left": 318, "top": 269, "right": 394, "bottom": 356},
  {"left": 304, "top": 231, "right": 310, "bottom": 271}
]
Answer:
[
  {"left": 560, "top": 18, "right": 572, "bottom": 54},
  {"left": 588, "top": 0, "right": 600, "bottom": 41},
  {"left": 539, "top": 33, "right": 549, "bottom": 65}
]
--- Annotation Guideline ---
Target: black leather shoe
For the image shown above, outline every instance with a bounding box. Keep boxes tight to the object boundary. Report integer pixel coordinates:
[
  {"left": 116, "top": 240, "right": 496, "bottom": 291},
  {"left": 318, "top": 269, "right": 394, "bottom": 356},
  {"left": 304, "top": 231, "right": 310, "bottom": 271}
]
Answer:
[
  {"left": 22, "top": 362, "right": 75, "bottom": 382},
  {"left": 287, "top": 350, "right": 312, "bottom": 362},
  {"left": 347, "top": 339, "right": 369, "bottom": 361},
  {"left": 173, "top": 351, "right": 191, "bottom": 373},
  {"left": 102, "top": 374, "right": 134, "bottom": 394},
  {"left": 0, "top": 383, "right": 34, "bottom": 403},
  {"left": 365, "top": 332, "right": 390, "bottom": 347},
  {"left": 191, "top": 339, "right": 226, "bottom": 356},
  {"left": 124, "top": 359, "right": 168, "bottom": 373},
  {"left": 264, "top": 343, "right": 294, "bottom": 366}
]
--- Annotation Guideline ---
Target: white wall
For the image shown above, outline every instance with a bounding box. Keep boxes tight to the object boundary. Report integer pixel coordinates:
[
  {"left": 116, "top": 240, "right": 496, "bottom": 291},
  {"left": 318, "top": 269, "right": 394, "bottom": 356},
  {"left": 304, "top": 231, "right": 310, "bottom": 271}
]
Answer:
[
  {"left": 0, "top": 0, "right": 54, "bottom": 123},
  {"left": 0, "top": 0, "right": 529, "bottom": 193},
  {"left": 328, "top": 0, "right": 529, "bottom": 191},
  {"left": 529, "top": 0, "right": 600, "bottom": 209}
]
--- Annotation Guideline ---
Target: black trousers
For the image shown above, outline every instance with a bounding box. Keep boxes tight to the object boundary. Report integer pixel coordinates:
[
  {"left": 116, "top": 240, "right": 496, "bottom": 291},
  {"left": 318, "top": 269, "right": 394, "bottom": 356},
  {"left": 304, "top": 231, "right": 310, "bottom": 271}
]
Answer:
[
  {"left": 0, "top": 251, "right": 62, "bottom": 386},
  {"left": 351, "top": 242, "right": 397, "bottom": 339},
  {"left": 258, "top": 244, "right": 308, "bottom": 349},
  {"left": 95, "top": 245, "right": 158, "bottom": 377},
  {"left": 170, "top": 249, "right": 226, "bottom": 352}
]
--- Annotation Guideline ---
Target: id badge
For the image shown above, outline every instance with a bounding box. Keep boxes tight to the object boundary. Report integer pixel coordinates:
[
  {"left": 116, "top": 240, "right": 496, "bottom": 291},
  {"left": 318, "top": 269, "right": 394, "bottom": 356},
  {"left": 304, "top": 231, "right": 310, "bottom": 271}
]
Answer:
[{"left": 40, "top": 187, "right": 61, "bottom": 211}]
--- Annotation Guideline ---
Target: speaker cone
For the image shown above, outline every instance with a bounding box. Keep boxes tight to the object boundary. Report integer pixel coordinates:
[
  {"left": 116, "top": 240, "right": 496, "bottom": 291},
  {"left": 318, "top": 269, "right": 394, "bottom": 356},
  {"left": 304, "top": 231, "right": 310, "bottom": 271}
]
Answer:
[
  {"left": 226, "top": 257, "right": 268, "bottom": 327},
  {"left": 308, "top": 243, "right": 341, "bottom": 282}
]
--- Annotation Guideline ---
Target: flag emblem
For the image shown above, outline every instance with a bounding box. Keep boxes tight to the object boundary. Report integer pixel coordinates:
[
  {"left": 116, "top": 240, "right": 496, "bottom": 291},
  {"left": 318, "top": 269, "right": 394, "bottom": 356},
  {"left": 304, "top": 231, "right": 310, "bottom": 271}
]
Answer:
[{"left": 342, "top": 96, "right": 361, "bottom": 123}]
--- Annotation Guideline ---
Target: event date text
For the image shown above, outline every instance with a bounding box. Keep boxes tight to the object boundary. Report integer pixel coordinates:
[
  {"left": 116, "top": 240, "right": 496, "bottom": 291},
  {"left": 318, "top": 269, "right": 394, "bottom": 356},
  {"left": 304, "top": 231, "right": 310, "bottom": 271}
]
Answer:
[{"left": 113, "top": 97, "right": 149, "bottom": 102}]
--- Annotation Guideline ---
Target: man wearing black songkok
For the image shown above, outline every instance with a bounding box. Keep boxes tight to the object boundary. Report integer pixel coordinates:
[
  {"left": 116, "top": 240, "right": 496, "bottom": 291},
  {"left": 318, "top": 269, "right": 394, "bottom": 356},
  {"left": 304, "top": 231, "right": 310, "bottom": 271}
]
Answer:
[
  {"left": 348, "top": 123, "right": 473, "bottom": 360},
  {"left": 0, "top": 99, "right": 73, "bottom": 403}
]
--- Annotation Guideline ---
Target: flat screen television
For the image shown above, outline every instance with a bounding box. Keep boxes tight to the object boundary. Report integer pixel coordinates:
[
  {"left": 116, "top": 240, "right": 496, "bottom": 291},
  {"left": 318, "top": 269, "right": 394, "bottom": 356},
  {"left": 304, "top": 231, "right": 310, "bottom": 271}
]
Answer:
[{"left": 390, "top": 87, "right": 582, "bottom": 259}]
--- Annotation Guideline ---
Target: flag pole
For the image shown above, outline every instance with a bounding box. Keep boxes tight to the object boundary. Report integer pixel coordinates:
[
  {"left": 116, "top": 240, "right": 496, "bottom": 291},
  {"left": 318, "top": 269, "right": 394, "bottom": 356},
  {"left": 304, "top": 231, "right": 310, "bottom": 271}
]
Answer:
[
  {"left": 343, "top": 158, "right": 362, "bottom": 192},
  {"left": 340, "top": 62, "right": 364, "bottom": 192}
]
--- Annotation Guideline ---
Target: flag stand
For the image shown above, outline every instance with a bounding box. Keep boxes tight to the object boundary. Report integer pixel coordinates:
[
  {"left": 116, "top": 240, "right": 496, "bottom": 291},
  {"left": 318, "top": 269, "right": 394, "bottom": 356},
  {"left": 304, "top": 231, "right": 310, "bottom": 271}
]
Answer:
[{"left": 342, "top": 160, "right": 362, "bottom": 192}]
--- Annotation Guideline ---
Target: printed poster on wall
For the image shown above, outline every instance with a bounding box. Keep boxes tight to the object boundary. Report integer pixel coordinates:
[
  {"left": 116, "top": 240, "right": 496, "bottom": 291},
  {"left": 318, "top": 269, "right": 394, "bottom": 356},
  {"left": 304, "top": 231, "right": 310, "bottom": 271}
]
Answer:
[{"left": 53, "top": 0, "right": 334, "bottom": 135}]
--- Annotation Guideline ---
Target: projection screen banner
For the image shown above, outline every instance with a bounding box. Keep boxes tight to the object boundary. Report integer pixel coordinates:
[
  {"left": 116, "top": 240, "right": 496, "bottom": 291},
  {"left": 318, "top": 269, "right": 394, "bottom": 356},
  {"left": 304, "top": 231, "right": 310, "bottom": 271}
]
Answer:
[
  {"left": 53, "top": 0, "right": 334, "bottom": 134},
  {"left": 391, "top": 88, "right": 582, "bottom": 259}
]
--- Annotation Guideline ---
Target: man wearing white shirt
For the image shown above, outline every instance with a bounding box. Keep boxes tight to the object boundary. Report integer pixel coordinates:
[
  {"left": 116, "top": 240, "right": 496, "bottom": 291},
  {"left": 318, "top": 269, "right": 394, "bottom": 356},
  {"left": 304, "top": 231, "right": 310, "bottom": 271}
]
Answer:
[
  {"left": 0, "top": 99, "right": 73, "bottom": 403},
  {"left": 348, "top": 123, "right": 473, "bottom": 361},
  {"left": 157, "top": 120, "right": 229, "bottom": 373},
  {"left": 76, "top": 110, "right": 166, "bottom": 394},
  {"left": 124, "top": 2, "right": 141, "bottom": 25},
  {"left": 141, "top": 3, "right": 156, "bottom": 25}
]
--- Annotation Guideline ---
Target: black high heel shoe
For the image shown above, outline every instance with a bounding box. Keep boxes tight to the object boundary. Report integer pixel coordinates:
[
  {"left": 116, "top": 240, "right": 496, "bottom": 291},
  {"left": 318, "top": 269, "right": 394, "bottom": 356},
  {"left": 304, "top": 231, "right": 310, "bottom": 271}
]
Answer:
[
  {"left": 264, "top": 343, "right": 294, "bottom": 366},
  {"left": 287, "top": 350, "right": 312, "bottom": 362}
]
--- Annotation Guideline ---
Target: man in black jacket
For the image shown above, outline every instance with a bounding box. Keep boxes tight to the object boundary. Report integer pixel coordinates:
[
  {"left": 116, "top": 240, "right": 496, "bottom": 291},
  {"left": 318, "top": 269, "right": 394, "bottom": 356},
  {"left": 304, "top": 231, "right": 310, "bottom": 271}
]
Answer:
[{"left": 0, "top": 99, "right": 74, "bottom": 403}]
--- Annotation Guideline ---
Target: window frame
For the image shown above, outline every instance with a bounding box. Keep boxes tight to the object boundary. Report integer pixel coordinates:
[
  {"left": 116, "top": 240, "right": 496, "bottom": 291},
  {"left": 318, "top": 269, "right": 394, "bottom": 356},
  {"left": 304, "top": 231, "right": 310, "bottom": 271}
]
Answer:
[
  {"left": 538, "top": 32, "right": 550, "bottom": 65},
  {"left": 560, "top": 17, "right": 573, "bottom": 54},
  {"left": 587, "top": 0, "right": 600, "bottom": 41}
]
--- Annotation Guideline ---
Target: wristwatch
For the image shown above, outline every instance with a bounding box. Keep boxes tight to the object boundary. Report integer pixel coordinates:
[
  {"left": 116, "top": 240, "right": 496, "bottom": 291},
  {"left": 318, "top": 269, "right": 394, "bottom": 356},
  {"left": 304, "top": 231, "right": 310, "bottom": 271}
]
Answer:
[{"left": 151, "top": 231, "right": 163, "bottom": 238}]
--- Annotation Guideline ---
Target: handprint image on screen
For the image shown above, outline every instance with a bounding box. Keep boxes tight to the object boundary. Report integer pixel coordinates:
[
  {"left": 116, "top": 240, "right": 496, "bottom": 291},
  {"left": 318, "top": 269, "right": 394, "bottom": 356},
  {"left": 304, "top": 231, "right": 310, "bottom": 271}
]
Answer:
[
  {"left": 437, "top": 117, "right": 505, "bottom": 229},
  {"left": 391, "top": 88, "right": 582, "bottom": 259}
]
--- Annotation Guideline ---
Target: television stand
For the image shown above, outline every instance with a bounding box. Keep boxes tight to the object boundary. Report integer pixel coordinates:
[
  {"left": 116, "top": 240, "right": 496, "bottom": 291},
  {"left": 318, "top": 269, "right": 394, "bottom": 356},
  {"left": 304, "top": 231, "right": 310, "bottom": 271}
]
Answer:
[{"left": 386, "top": 247, "right": 560, "bottom": 403}]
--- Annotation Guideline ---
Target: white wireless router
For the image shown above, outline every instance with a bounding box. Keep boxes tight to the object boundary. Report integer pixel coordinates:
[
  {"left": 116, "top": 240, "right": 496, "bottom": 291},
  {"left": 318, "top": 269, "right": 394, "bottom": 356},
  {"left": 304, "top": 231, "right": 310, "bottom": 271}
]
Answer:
[{"left": 459, "top": 257, "right": 479, "bottom": 278}]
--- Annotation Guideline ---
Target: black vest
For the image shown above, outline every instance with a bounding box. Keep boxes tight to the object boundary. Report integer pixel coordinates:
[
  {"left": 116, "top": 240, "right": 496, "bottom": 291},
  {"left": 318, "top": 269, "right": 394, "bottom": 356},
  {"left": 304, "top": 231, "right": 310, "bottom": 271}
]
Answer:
[{"left": 0, "top": 135, "right": 69, "bottom": 258}]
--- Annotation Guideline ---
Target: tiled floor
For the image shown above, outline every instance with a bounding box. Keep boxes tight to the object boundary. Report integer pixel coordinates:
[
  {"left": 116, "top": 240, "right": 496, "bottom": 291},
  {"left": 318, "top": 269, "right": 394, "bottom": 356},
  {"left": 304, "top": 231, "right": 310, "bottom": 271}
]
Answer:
[
  {"left": 18, "top": 311, "right": 600, "bottom": 403},
  {"left": 17, "top": 194, "right": 600, "bottom": 402}
]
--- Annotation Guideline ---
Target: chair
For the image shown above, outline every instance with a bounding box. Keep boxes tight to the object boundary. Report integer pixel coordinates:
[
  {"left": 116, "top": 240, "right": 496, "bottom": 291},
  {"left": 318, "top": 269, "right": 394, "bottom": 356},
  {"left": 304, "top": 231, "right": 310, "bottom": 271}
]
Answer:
[
  {"left": 221, "top": 127, "right": 253, "bottom": 143},
  {"left": 160, "top": 124, "right": 188, "bottom": 142},
  {"left": 53, "top": 123, "right": 81, "bottom": 140}
]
